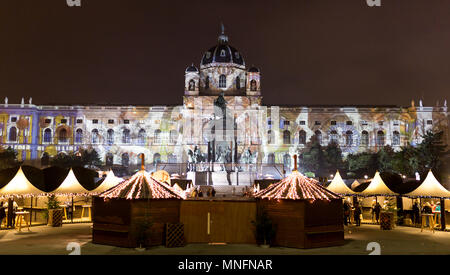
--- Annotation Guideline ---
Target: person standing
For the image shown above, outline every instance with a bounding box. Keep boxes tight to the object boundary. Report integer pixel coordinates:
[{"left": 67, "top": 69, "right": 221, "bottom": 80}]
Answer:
[
  {"left": 412, "top": 201, "right": 420, "bottom": 226},
  {"left": 374, "top": 202, "right": 382, "bottom": 224},
  {"left": 354, "top": 202, "right": 362, "bottom": 226},
  {"left": 343, "top": 201, "right": 350, "bottom": 226},
  {"left": 0, "top": 202, "right": 6, "bottom": 229}
]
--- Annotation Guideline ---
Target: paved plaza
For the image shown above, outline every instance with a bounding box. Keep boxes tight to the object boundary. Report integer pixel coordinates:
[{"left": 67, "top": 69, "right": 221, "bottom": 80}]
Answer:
[{"left": 0, "top": 223, "right": 449, "bottom": 255}]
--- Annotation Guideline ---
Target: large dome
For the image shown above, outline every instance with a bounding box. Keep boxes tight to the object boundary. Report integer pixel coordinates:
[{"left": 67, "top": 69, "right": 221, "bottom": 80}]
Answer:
[{"left": 200, "top": 28, "right": 245, "bottom": 68}]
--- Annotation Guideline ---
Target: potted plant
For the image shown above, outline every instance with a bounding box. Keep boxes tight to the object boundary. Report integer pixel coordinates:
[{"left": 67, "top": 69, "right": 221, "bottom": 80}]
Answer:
[
  {"left": 44, "top": 194, "right": 63, "bottom": 227},
  {"left": 252, "top": 206, "right": 276, "bottom": 248},
  {"left": 380, "top": 198, "right": 396, "bottom": 230},
  {"left": 133, "top": 217, "right": 153, "bottom": 251}
]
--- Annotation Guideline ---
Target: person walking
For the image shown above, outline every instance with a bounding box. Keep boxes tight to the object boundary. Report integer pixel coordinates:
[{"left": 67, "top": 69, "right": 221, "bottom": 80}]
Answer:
[
  {"left": 412, "top": 201, "right": 420, "bottom": 226},
  {"left": 354, "top": 202, "right": 362, "bottom": 226},
  {"left": 374, "top": 202, "right": 382, "bottom": 224}
]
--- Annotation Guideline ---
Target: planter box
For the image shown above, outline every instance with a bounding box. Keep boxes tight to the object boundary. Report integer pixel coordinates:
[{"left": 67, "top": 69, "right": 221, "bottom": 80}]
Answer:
[
  {"left": 380, "top": 212, "right": 394, "bottom": 230},
  {"left": 48, "top": 209, "right": 63, "bottom": 227}
]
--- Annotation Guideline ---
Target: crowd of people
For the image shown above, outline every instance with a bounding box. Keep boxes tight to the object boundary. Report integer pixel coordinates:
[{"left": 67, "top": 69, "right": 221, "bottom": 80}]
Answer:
[{"left": 0, "top": 199, "right": 19, "bottom": 229}]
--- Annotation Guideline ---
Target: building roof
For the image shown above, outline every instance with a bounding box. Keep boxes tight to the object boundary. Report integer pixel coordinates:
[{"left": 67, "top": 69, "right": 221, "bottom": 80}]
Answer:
[
  {"left": 326, "top": 171, "right": 356, "bottom": 196},
  {"left": 255, "top": 170, "right": 341, "bottom": 201},
  {"left": 359, "top": 171, "right": 398, "bottom": 196},
  {"left": 99, "top": 170, "right": 185, "bottom": 200},
  {"left": 405, "top": 170, "right": 450, "bottom": 198}
]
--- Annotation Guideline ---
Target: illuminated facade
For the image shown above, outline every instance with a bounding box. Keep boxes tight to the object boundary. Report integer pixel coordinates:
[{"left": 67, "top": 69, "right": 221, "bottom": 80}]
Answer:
[{"left": 0, "top": 27, "right": 448, "bottom": 176}]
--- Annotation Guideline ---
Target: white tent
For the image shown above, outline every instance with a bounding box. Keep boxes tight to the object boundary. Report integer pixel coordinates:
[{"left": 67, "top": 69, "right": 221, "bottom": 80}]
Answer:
[
  {"left": 327, "top": 171, "right": 356, "bottom": 196},
  {"left": 360, "top": 171, "right": 398, "bottom": 196},
  {"left": 351, "top": 180, "right": 361, "bottom": 190},
  {"left": 91, "top": 170, "right": 123, "bottom": 194},
  {"left": 405, "top": 170, "right": 450, "bottom": 198},
  {"left": 0, "top": 167, "right": 45, "bottom": 197},
  {"left": 51, "top": 168, "right": 90, "bottom": 195}
]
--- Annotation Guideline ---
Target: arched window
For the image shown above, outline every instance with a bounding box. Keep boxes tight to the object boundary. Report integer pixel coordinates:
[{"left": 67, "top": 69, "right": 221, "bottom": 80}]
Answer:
[
  {"left": 220, "top": 49, "right": 226, "bottom": 57},
  {"left": 43, "top": 128, "right": 52, "bottom": 143},
  {"left": 153, "top": 153, "right": 161, "bottom": 164},
  {"left": 41, "top": 152, "right": 50, "bottom": 166},
  {"left": 250, "top": 80, "right": 257, "bottom": 91},
  {"left": 122, "top": 129, "right": 130, "bottom": 144},
  {"left": 267, "top": 130, "right": 275, "bottom": 144},
  {"left": 236, "top": 76, "right": 240, "bottom": 89},
  {"left": 205, "top": 76, "right": 210, "bottom": 90},
  {"left": 283, "top": 130, "right": 291, "bottom": 144},
  {"left": 138, "top": 129, "right": 146, "bottom": 145},
  {"left": 393, "top": 131, "right": 400, "bottom": 146},
  {"left": 219, "top": 75, "right": 226, "bottom": 88},
  {"left": 107, "top": 129, "right": 114, "bottom": 145},
  {"left": 91, "top": 129, "right": 99, "bottom": 144},
  {"left": 75, "top": 129, "right": 83, "bottom": 143},
  {"left": 268, "top": 153, "right": 275, "bottom": 164},
  {"left": 361, "top": 131, "right": 369, "bottom": 146},
  {"left": 121, "top": 153, "right": 129, "bottom": 167},
  {"left": 299, "top": 130, "right": 306, "bottom": 145},
  {"left": 188, "top": 79, "right": 195, "bottom": 91},
  {"left": 170, "top": 130, "right": 178, "bottom": 144},
  {"left": 329, "top": 130, "right": 339, "bottom": 144},
  {"left": 315, "top": 130, "right": 322, "bottom": 144},
  {"left": 345, "top": 130, "right": 353, "bottom": 146},
  {"left": 8, "top": 127, "right": 17, "bottom": 142},
  {"left": 377, "top": 130, "right": 385, "bottom": 146},
  {"left": 58, "top": 129, "right": 68, "bottom": 143},
  {"left": 154, "top": 129, "right": 161, "bottom": 144},
  {"left": 106, "top": 153, "right": 113, "bottom": 166},
  {"left": 283, "top": 154, "right": 291, "bottom": 170}
]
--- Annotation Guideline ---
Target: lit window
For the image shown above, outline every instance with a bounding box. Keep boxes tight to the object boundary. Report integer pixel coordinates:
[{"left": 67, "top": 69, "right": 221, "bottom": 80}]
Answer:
[
  {"left": 361, "top": 131, "right": 369, "bottom": 146},
  {"left": 43, "top": 129, "right": 52, "bottom": 143},
  {"left": 107, "top": 129, "right": 114, "bottom": 145},
  {"left": 91, "top": 129, "right": 99, "bottom": 143},
  {"left": 283, "top": 130, "right": 291, "bottom": 144},
  {"left": 219, "top": 75, "right": 226, "bottom": 88},
  {"left": 75, "top": 129, "right": 83, "bottom": 143},
  {"left": 299, "top": 130, "right": 306, "bottom": 145},
  {"left": 377, "top": 131, "right": 385, "bottom": 146},
  {"left": 122, "top": 129, "right": 130, "bottom": 143}
]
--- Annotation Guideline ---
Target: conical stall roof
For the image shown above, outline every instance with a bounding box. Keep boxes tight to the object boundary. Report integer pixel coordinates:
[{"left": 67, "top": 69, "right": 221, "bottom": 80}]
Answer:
[
  {"left": 255, "top": 170, "right": 341, "bottom": 201},
  {"left": 51, "top": 168, "right": 90, "bottom": 196},
  {"left": 327, "top": 171, "right": 356, "bottom": 196},
  {"left": 91, "top": 170, "right": 123, "bottom": 194},
  {"left": 359, "top": 171, "right": 398, "bottom": 197},
  {"left": 405, "top": 170, "right": 450, "bottom": 198},
  {"left": 99, "top": 170, "right": 185, "bottom": 200},
  {"left": 0, "top": 167, "right": 46, "bottom": 198}
]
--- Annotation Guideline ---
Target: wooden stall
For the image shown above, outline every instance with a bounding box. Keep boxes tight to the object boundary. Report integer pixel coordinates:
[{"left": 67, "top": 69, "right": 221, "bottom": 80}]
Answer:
[{"left": 92, "top": 169, "right": 184, "bottom": 248}]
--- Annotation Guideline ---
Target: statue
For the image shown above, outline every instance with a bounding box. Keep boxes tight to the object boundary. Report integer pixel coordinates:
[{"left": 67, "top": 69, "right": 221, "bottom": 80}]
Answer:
[
  {"left": 29, "top": 97, "right": 32, "bottom": 105},
  {"left": 4, "top": 97, "right": 7, "bottom": 106},
  {"left": 187, "top": 149, "right": 195, "bottom": 172},
  {"left": 445, "top": 99, "right": 447, "bottom": 107},
  {"left": 419, "top": 99, "right": 423, "bottom": 107},
  {"left": 21, "top": 97, "right": 24, "bottom": 105}
]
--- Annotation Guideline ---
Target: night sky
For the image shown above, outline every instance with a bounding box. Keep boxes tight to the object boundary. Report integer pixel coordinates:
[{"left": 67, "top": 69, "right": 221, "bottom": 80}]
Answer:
[{"left": 1, "top": 0, "right": 449, "bottom": 107}]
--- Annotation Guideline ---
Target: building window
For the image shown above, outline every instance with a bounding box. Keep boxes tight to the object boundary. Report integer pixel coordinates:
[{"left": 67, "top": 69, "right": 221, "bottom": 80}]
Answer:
[
  {"left": 154, "top": 129, "right": 161, "bottom": 144},
  {"left": 283, "top": 154, "right": 291, "bottom": 170},
  {"left": 75, "top": 129, "right": 83, "bottom": 143},
  {"left": 267, "top": 130, "right": 274, "bottom": 144},
  {"left": 43, "top": 128, "right": 52, "bottom": 143},
  {"left": 315, "top": 130, "right": 322, "bottom": 144},
  {"left": 61, "top": 119, "right": 67, "bottom": 124},
  {"left": 329, "top": 130, "right": 339, "bottom": 144},
  {"left": 361, "top": 120, "right": 368, "bottom": 126},
  {"left": 76, "top": 119, "right": 83, "bottom": 124},
  {"left": 268, "top": 153, "right": 275, "bottom": 164},
  {"left": 315, "top": 121, "right": 321, "bottom": 125},
  {"left": 122, "top": 129, "right": 130, "bottom": 144},
  {"left": 393, "top": 131, "right": 400, "bottom": 146},
  {"left": 205, "top": 76, "right": 210, "bottom": 89},
  {"left": 168, "top": 154, "right": 177, "bottom": 163},
  {"left": 44, "top": 119, "right": 52, "bottom": 124},
  {"left": 92, "top": 119, "right": 98, "bottom": 124},
  {"left": 299, "top": 120, "right": 305, "bottom": 125},
  {"left": 345, "top": 130, "right": 353, "bottom": 146},
  {"left": 236, "top": 76, "right": 240, "bottom": 89},
  {"left": 393, "top": 120, "right": 399, "bottom": 126},
  {"left": 378, "top": 121, "right": 384, "bottom": 126},
  {"left": 107, "top": 129, "right": 114, "bottom": 145},
  {"left": 283, "top": 130, "right": 291, "bottom": 144},
  {"left": 284, "top": 120, "right": 290, "bottom": 126},
  {"left": 91, "top": 129, "right": 99, "bottom": 144},
  {"left": 188, "top": 80, "right": 195, "bottom": 91},
  {"left": 138, "top": 129, "right": 146, "bottom": 145},
  {"left": 121, "top": 153, "right": 129, "bottom": 167},
  {"left": 219, "top": 75, "right": 226, "bottom": 88},
  {"left": 220, "top": 49, "right": 226, "bottom": 57},
  {"left": 124, "top": 120, "right": 130, "bottom": 124},
  {"left": 108, "top": 119, "right": 114, "bottom": 124},
  {"left": 11, "top": 117, "right": 17, "bottom": 122},
  {"left": 427, "top": 120, "right": 433, "bottom": 125},
  {"left": 331, "top": 121, "right": 336, "bottom": 125},
  {"left": 58, "top": 129, "right": 68, "bottom": 143},
  {"left": 153, "top": 153, "right": 161, "bottom": 164},
  {"left": 361, "top": 131, "right": 369, "bottom": 146},
  {"left": 250, "top": 80, "right": 257, "bottom": 91},
  {"left": 377, "top": 130, "right": 385, "bottom": 146},
  {"left": 299, "top": 130, "right": 306, "bottom": 145},
  {"left": 346, "top": 121, "right": 353, "bottom": 125},
  {"left": 170, "top": 130, "right": 178, "bottom": 144}
]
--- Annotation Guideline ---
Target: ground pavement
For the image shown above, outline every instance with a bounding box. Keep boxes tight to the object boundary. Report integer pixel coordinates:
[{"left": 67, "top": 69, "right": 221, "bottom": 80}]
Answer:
[{"left": 0, "top": 223, "right": 449, "bottom": 255}]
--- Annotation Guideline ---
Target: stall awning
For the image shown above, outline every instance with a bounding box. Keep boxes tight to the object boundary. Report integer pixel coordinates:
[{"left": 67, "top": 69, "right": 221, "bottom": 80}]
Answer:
[
  {"left": 51, "top": 168, "right": 90, "bottom": 196},
  {"left": 326, "top": 171, "right": 356, "bottom": 196},
  {"left": 0, "top": 166, "right": 45, "bottom": 197},
  {"left": 255, "top": 170, "right": 341, "bottom": 201},
  {"left": 405, "top": 170, "right": 450, "bottom": 198},
  {"left": 359, "top": 171, "right": 398, "bottom": 196},
  {"left": 91, "top": 170, "right": 123, "bottom": 194}
]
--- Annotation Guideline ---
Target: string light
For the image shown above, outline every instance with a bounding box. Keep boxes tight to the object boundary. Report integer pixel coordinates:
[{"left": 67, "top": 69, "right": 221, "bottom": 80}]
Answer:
[{"left": 255, "top": 171, "right": 340, "bottom": 201}]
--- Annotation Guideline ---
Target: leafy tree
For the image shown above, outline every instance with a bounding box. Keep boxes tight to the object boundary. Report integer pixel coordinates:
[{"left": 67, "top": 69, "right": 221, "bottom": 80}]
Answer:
[
  {"left": 0, "top": 147, "right": 19, "bottom": 170},
  {"left": 415, "top": 131, "right": 447, "bottom": 174},
  {"left": 50, "top": 149, "right": 102, "bottom": 168},
  {"left": 347, "top": 152, "right": 378, "bottom": 178},
  {"left": 298, "top": 135, "right": 327, "bottom": 176},
  {"left": 324, "top": 141, "right": 345, "bottom": 175},
  {"left": 80, "top": 148, "right": 102, "bottom": 168},
  {"left": 377, "top": 145, "right": 396, "bottom": 173}
]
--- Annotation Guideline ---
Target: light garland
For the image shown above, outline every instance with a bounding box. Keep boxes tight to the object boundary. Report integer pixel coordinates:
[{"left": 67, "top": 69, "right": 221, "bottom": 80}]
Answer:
[
  {"left": 99, "top": 170, "right": 185, "bottom": 200},
  {"left": 254, "top": 171, "right": 341, "bottom": 201}
]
